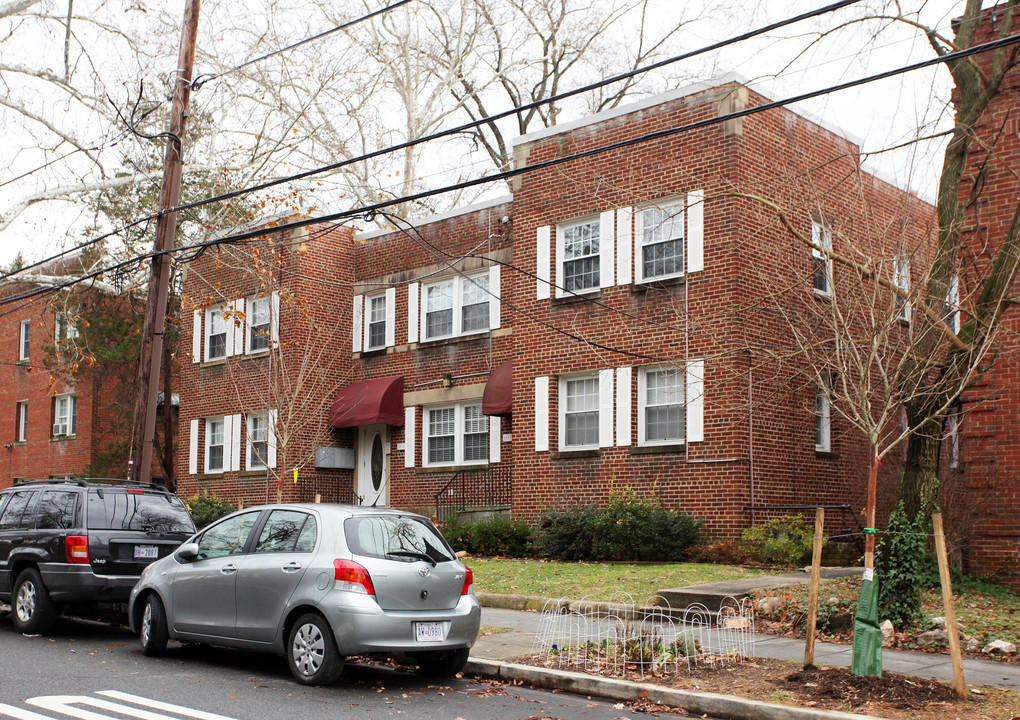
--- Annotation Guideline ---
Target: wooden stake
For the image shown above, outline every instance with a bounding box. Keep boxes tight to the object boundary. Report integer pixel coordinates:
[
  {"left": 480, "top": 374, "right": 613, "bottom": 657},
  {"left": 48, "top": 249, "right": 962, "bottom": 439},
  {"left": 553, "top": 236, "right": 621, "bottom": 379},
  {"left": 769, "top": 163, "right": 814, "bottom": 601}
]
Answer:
[
  {"left": 864, "top": 451, "right": 879, "bottom": 569},
  {"left": 804, "top": 508, "right": 825, "bottom": 667},
  {"left": 933, "top": 513, "right": 966, "bottom": 699}
]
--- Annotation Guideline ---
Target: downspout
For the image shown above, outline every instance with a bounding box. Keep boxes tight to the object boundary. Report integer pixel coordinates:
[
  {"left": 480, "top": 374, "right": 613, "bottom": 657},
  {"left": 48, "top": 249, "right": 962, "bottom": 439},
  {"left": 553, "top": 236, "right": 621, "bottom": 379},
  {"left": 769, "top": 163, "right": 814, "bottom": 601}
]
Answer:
[{"left": 747, "top": 349, "right": 755, "bottom": 526}]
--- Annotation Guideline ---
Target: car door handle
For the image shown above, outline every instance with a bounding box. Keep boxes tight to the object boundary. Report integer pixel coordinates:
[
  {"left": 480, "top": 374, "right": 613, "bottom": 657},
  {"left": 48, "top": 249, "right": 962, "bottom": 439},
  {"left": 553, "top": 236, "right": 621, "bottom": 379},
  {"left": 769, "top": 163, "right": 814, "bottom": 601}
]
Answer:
[
  {"left": 282, "top": 562, "right": 302, "bottom": 573},
  {"left": 220, "top": 564, "right": 238, "bottom": 575}
]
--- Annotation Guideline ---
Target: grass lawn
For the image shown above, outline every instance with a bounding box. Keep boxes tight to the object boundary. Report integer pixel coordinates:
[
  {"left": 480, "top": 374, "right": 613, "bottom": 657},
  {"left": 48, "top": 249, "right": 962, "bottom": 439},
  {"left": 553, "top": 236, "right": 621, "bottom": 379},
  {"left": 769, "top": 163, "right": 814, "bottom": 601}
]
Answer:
[{"left": 468, "top": 557, "right": 781, "bottom": 602}]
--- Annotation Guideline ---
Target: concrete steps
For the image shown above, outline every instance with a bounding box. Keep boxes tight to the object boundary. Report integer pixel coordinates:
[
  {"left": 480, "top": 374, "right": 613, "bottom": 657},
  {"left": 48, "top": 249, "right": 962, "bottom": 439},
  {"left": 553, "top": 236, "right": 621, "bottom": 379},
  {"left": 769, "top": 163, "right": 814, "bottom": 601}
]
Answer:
[{"left": 657, "top": 567, "right": 863, "bottom": 613}]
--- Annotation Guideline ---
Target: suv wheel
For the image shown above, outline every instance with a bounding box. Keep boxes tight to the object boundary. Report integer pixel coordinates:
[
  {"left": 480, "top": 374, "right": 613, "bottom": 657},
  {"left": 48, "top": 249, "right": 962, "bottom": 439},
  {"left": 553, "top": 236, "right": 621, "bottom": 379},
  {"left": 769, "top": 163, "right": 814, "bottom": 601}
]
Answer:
[
  {"left": 140, "top": 594, "right": 169, "bottom": 657},
  {"left": 12, "top": 568, "right": 57, "bottom": 634},
  {"left": 287, "top": 613, "right": 344, "bottom": 686},
  {"left": 416, "top": 648, "right": 470, "bottom": 677}
]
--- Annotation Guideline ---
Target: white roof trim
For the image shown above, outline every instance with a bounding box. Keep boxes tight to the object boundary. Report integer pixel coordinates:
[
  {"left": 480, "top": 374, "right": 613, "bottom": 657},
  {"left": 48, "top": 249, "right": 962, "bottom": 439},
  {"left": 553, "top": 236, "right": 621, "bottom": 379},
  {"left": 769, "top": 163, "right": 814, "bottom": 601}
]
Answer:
[{"left": 356, "top": 194, "right": 513, "bottom": 242}]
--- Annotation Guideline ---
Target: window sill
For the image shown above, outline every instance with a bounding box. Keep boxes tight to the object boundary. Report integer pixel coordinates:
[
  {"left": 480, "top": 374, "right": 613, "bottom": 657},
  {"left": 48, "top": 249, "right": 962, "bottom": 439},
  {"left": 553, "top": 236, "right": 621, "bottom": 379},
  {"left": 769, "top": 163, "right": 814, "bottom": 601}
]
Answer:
[
  {"left": 551, "top": 448, "right": 600, "bottom": 459},
  {"left": 194, "top": 472, "right": 224, "bottom": 480},
  {"left": 200, "top": 357, "right": 227, "bottom": 368},
  {"left": 360, "top": 346, "right": 389, "bottom": 358},
  {"left": 630, "top": 276, "right": 686, "bottom": 292},
  {"left": 238, "top": 469, "right": 269, "bottom": 478},
  {"left": 414, "top": 463, "right": 491, "bottom": 475},
  {"left": 630, "top": 443, "right": 686, "bottom": 455},
  {"left": 50, "top": 435, "right": 77, "bottom": 442},
  {"left": 812, "top": 289, "right": 831, "bottom": 300},
  {"left": 552, "top": 290, "right": 602, "bottom": 306},
  {"left": 416, "top": 331, "right": 492, "bottom": 350},
  {"left": 16, "top": 359, "right": 29, "bottom": 366}
]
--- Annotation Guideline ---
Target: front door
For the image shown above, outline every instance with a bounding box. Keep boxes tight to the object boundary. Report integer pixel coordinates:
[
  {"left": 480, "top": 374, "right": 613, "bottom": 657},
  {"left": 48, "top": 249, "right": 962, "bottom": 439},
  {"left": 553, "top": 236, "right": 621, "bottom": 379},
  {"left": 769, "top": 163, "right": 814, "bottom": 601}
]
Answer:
[{"left": 357, "top": 424, "right": 389, "bottom": 507}]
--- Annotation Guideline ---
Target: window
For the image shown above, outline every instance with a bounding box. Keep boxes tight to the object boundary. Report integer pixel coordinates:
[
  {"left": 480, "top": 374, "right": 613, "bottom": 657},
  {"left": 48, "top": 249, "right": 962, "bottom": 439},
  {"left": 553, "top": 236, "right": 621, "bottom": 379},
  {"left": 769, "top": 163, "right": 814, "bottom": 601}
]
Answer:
[
  {"left": 424, "top": 403, "right": 488, "bottom": 466},
  {"left": 256, "top": 510, "right": 317, "bottom": 553},
  {"left": 423, "top": 273, "right": 490, "bottom": 341},
  {"left": 811, "top": 221, "right": 832, "bottom": 295},
  {"left": 637, "top": 200, "right": 684, "bottom": 281},
  {"left": 945, "top": 272, "right": 960, "bottom": 333},
  {"left": 366, "top": 294, "right": 387, "bottom": 350},
  {"left": 815, "top": 387, "right": 830, "bottom": 452},
  {"left": 52, "top": 394, "right": 76, "bottom": 437},
  {"left": 344, "top": 514, "right": 455, "bottom": 564},
  {"left": 36, "top": 490, "right": 77, "bottom": 530},
  {"left": 638, "top": 367, "right": 685, "bottom": 445},
  {"left": 559, "top": 218, "right": 600, "bottom": 293},
  {"left": 947, "top": 409, "right": 961, "bottom": 469},
  {"left": 247, "top": 413, "right": 268, "bottom": 470},
  {"left": 248, "top": 296, "right": 271, "bottom": 353},
  {"left": 196, "top": 511, "right": 260, "bottom": 560},
  {"left": 19, "top": 320, "right": 30, "bottom": 361},
  {"left": 895, "top": 256, "right": 911, "bottom": 322},
  {"left": 0, "top": 491, "right": 34, "bottom": 530},
  {"left": 16, "top": 401, "right": 27, "bottom": 442},
  {"left": 206, "top": 308, "right": 227, "bottom": 361},
  {"left": 55, "top": 312, "right": 79, "bottom": 342},
  {"left": 561, "top": 376, "right": 599, "bottom": 449},
  {"left": 206, "top": 417, "right": 225, "bottom": 472}
]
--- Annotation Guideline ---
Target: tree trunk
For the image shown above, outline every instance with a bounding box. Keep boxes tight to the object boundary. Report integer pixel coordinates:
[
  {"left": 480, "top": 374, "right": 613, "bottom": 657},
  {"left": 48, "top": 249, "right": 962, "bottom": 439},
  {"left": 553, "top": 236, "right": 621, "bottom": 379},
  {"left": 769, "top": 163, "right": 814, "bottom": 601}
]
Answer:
[{"left": 901, "top": 418, "right": 941, "bottom": 520}]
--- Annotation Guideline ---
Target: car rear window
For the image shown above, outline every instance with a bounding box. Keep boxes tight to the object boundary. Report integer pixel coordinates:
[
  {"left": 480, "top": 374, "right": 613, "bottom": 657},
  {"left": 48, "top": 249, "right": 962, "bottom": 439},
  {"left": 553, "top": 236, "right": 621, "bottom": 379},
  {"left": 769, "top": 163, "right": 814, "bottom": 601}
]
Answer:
[
  {"left": 344, "top": 515, "right": 455, "bottom": 564},
  {"left": 36, "top": 490, "right": 79, "bottom": 529},
  {"left": 86, "top": 490, "right": 195, "bottom": 533}
]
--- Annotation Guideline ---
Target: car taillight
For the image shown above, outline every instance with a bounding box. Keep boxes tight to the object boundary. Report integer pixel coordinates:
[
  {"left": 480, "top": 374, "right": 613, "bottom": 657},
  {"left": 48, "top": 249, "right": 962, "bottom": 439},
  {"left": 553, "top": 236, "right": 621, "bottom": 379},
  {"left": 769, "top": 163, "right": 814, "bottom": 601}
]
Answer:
[
  {"left": 461, "top": 565, "right": 473, "bottom": 595},
  {"left": 334, "top": 559, "right": 375, "bottom": 595},
  {"left": 66, "top": 535, "right": 89, "bottom": 564}
]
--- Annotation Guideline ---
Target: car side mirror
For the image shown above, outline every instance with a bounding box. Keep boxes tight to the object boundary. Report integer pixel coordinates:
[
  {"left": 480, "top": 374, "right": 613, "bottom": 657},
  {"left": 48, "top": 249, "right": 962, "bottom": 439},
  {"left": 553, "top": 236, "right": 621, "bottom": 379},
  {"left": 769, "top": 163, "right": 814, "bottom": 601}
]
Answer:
[{"left": 175, "top": 542, "right": 199, "bottom": 562}]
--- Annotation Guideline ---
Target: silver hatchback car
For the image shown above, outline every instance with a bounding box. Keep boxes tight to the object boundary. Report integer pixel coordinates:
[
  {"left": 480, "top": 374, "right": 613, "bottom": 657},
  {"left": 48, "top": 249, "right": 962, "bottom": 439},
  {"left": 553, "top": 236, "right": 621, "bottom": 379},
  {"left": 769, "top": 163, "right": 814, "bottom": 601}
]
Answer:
[{"left": 128, "top": 504, "right": 480, "bottom": 685}]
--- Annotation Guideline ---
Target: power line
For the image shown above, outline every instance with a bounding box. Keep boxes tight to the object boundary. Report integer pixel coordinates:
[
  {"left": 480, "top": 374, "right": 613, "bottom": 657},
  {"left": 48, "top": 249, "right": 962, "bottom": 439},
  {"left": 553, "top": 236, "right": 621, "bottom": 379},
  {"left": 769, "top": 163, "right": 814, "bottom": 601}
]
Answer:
[{"left": 190, "top": 0, "right": 415, "bottom": 90}]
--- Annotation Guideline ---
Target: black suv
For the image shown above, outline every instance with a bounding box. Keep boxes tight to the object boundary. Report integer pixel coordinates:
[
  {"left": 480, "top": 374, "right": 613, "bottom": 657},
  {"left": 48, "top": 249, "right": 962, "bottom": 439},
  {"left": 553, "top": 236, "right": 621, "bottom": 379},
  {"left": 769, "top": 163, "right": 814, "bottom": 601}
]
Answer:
[{"left": 0, "top": 479, "right": 195, "bottom": 633}]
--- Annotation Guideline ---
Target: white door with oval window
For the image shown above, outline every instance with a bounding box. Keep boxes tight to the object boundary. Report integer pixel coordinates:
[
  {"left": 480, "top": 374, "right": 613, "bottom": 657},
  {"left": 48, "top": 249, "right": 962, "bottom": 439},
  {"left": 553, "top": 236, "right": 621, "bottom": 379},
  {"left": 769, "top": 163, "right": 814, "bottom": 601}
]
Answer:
[{"left": 357, "top": 424, "right": 389, "bottom": 506}]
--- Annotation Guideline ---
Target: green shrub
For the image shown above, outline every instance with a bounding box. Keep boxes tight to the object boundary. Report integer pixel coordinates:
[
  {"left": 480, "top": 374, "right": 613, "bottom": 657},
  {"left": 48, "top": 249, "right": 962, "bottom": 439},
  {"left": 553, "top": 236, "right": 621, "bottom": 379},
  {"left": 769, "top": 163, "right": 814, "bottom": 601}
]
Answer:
[
  {"left": 534, "top": 489, "right": 702, "bottom": 562},
  {"left": 440, "top": 517, "right": 533, "bottom": 557},
  {"left": 185, "top": 493, "right": 236, "bottom": 530},
  {"left": 741, "top": 515, "right": 818, "bottom": 566},
  {"left": 878, "top": 502, "right": 934, "bottom": 628}
]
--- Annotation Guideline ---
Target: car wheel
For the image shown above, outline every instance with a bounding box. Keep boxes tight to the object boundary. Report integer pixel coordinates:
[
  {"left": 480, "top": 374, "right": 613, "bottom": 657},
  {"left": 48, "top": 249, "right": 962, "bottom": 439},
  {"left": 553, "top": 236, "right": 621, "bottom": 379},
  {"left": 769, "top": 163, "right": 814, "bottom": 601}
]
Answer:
[
  {"left": 140, "top": 594, "right": 169, "bottom": 657},
  {"left": 416, "top": 648, "right": 470, "bottom": 677},
  {"left": 12, "top": 568, "right": 57, "bottom": 635},
  {"left": 287, "top": 613, "right": 344, "bottom": 686}
]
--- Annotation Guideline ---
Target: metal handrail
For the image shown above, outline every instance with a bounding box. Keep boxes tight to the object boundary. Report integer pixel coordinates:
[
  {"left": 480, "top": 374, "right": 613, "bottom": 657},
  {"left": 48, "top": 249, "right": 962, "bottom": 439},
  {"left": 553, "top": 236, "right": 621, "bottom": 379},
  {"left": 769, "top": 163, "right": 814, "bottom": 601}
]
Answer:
[{"left": 434, "top": 464, "right": 512, "bottom": 522}]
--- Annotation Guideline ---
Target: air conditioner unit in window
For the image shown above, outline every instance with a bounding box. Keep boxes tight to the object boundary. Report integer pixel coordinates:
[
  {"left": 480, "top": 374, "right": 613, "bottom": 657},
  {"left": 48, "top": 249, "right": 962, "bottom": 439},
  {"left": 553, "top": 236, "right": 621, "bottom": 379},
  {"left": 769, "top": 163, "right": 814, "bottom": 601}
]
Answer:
[{"left": 52, "top": 423, "right": 68, "bottom": 436}]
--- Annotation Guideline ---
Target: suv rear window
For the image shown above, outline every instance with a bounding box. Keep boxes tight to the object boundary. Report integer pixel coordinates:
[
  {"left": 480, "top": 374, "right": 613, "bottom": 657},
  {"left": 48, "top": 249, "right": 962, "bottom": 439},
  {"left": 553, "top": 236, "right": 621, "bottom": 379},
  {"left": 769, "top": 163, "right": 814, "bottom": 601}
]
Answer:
[
  {"left": 87, "top": 490, "right": 195, "bottom": 533},
  {"left": 344, "top": 515, "right": 455, "bottom": 564}
]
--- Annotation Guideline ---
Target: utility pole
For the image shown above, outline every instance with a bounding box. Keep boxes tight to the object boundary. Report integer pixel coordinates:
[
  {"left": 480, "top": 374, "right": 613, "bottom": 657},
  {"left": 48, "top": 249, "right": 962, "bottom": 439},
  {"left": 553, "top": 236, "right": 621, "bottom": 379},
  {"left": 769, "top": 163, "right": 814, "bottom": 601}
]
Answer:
[{"left": 129, "top": 0, "right": 201, "bottom": 486}]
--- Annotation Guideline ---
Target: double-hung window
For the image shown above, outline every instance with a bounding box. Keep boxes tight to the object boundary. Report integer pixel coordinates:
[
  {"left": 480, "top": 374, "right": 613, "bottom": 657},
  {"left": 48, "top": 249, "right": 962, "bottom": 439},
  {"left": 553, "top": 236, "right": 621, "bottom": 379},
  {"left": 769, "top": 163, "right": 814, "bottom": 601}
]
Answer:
[
  {"left": 206, "top": 417, "right": 225, "bottom": 472},
  {"left": 423, "top": 273, "right": 489, "bottom": 341},
  {"left": 16, "top": 401, "right": 27, "bottom": 442},
  {"left": 247, "top": 413, "right": 268, "bottom": 470},
  {"left": 18, "top": 320, "right": 30, "bottom": 361},
  {"left": 895, "top": 256, "right": 911, "bottom": 322},
  {"left": 424, "top": 403, "right": 488, "bottom": 466},
  {"left": 561, "top": 376, "right": 599, "bottom": 449},
  {"left": 53, "top": 394, "right": 76, "bottom": 437},
  {"left": 366, "top": 294, "right": 388, "bottom": 350},
  {"left": 248, "top": 297, "right": 271, "bottom": 353},
  {"left": 812, "top": 221, "right": 832, "bottom": 295},
  {"left": 815, "top": 387, "right": 830, "bottom": 452},
  {"left": 637, "top": 201, "right": 684, "bottom": 282},
  {"left": 206, "top": 308, "right": 227, "bottom": 361},
  {"left": 945, "top": 272, "right": 960, "bottom": 334},
  {"left": 638, "top": 367, "right": 685, "bottom": 445},
  {"left": 55, "top": 312, "right": 78, "bottom": 343},
  {"left": 559, "top": 218, "right": 600, "bottom": 293}
]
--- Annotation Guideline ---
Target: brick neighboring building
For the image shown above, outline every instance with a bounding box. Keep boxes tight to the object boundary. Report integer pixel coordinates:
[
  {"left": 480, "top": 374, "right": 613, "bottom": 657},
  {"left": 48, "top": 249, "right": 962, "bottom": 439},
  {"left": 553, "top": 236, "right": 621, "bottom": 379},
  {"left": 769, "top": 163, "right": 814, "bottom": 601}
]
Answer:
[
  {"left": 176, "top": 76, "right": 931, "bottom": 550},
  {"left": 0, "top": 261, "right": 142, "bottom": 488}
]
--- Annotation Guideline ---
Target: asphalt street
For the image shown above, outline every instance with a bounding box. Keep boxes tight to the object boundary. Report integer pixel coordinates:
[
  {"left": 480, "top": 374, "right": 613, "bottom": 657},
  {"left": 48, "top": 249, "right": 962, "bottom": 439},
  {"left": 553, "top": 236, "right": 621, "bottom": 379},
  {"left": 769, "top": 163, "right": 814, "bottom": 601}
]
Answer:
[{"left": 0, "top": 611, "right": 681, "bottom": 720}]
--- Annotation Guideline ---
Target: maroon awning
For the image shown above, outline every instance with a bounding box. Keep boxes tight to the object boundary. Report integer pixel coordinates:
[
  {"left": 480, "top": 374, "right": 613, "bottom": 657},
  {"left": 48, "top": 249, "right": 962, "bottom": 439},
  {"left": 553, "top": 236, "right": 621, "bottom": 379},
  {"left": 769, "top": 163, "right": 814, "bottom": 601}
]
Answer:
[
  {"left": 329, "top": 376, "right": 404, "bottom": 428},
  {"left": 482, "top": 360, "right": 513, "bottom": 416}
]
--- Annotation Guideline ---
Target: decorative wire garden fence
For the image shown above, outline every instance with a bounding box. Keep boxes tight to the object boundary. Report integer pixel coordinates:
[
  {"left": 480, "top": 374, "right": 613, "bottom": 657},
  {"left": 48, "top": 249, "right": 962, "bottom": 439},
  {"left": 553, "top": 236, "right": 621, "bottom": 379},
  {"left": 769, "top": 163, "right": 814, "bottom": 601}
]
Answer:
[{"left": 531, "top": 593, "right": 755, "bottom": 677}]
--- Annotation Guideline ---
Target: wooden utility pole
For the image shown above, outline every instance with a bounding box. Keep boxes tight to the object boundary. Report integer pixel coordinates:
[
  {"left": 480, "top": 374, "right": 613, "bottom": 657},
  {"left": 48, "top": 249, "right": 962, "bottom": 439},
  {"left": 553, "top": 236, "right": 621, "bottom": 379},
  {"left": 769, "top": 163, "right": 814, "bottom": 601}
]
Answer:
[{"left": 129, "top": 0, "right": 201, "bottom": 486}]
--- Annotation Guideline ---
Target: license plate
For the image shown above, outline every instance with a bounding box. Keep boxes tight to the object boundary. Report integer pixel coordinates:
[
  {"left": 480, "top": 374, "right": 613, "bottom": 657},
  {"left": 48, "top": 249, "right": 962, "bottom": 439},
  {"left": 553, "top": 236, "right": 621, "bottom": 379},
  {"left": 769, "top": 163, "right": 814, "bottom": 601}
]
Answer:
[
  {"left": 134, "top": 545, "right": 159, "bottom": 560},
  {"left": 414, "top": 622, "right": 444, "bottom": 643}
]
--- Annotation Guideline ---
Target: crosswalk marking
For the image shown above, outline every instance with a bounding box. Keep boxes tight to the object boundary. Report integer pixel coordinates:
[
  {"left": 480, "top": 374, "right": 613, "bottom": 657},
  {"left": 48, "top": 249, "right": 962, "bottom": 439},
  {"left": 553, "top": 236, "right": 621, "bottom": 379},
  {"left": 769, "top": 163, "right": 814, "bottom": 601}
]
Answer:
[{"left": 0, "top": 693, "right": 238, "bottom": 720}]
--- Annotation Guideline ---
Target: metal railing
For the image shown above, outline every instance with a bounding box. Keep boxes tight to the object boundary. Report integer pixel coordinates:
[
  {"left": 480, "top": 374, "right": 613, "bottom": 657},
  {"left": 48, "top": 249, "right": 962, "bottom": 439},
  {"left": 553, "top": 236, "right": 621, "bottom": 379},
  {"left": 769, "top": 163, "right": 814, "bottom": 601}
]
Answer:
[
  {"left": 743, "top": 504, "right": 865, "bottom": 553},
  {"left": 300, "top": 475, "right": 361, "bottom": 505},
  {"left": 434, "top": 464, "right": 512, "bottom": 522}
]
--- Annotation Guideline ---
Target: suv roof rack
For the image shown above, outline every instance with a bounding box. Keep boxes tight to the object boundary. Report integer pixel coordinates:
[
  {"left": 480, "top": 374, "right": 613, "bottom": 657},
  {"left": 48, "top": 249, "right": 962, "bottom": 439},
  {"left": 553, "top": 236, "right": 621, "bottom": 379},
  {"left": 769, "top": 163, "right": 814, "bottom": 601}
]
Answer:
[
  {"left": 9, "top": 478, "right": 168, "bottom": 491},
  {"left": 13, "top": 478, "right": 89, "bottom": 487}
]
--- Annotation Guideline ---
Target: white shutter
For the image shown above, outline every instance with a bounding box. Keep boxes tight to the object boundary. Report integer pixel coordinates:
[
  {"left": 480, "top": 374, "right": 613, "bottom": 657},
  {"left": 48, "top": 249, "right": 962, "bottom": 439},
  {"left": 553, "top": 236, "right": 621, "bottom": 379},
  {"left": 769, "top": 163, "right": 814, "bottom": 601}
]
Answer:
[
  {"left": 407, "top": 283, "right": 419, "bottom": 344},
  {"left": 599, "top": 210, "right": 616, "bottom": 288},
  {"left": 192, "top": 310, "right": 201, "bottom": 363},
  {"left": 233, "top": 299, "right": 245, "bottom": 356},
  {"left": 687, "top": 190, "right": 704, "bottom": 273},
  {"left": 633, "top": 208, "right": 645, "bottom": 282},
  {"left": 267, "top": 409, "right": 278, "bottom": 469},
  {"left": 271, "top": 291, "right": 280, "bottom": 346},
  {"left": 230, "top": 413, "right": 242, "bottom": 471},
  {"left": 352, "top": 295, "right": 363, "bottom": 353},
  {"left": 385, "top": 287, "right": 396, "bottom": 347},
  {"left": 534, "top": 376, "right": 549, "bottom": 452},
  {"left": 616, "top": 367, "right": 632, "bottom": 446},
  {"left": 404, "top": 406, "right": 416, "bottom": 467},
  {"left": 686, "top": 359, "right": 705, "bottom": 443},
  {"left": 189, "top": 419, "right": 199, "bottom": 474},
  {"left": 536, "top": 226, "right": 551, "bottom": 300},
  {"left": 599, "top": 368, "right": 614, "bottom": 447},
  {"left": 488, "top": 265, "right": 501, "bottom": 330},
  {"left": 489, "top": 415, "right": 501, "bottom": 463},
  {"left": 616, "top": 207, "right": 633, "bottom": 286},
  {"left": 244, "top": 298, "right": 254, "bottom": 354}
]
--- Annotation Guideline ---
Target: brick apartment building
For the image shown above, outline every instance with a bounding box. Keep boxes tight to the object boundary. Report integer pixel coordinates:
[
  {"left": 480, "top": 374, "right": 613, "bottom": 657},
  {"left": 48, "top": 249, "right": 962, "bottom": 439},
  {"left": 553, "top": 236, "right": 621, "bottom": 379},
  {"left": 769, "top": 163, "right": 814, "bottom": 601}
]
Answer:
[{"left": 0, "top": 260, "right": 143, "bottom": 488}]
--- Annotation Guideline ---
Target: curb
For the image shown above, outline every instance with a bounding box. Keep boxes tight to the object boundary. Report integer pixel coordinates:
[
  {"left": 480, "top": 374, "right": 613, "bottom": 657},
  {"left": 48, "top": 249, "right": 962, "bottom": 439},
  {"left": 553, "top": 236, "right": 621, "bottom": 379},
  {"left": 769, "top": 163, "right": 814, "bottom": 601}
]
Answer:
[{"left": 465, "top": 657, "right": 891, "bottom": 720}]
